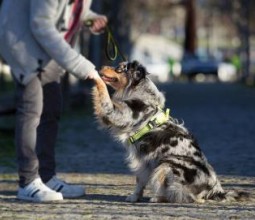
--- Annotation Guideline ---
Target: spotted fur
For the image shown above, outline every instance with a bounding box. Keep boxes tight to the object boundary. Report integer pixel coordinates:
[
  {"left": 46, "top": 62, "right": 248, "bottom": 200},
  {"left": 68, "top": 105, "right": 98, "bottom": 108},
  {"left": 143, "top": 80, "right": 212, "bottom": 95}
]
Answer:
[{"left": 92, "top": 61, "right": 249, "bottom": 203}]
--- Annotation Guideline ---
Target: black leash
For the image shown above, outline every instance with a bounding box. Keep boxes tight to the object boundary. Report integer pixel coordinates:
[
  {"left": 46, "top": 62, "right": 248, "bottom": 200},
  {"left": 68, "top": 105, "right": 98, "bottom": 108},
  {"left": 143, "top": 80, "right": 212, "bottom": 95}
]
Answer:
[{"left": 85, "top": 20, "right": 127, "bottom": 62}]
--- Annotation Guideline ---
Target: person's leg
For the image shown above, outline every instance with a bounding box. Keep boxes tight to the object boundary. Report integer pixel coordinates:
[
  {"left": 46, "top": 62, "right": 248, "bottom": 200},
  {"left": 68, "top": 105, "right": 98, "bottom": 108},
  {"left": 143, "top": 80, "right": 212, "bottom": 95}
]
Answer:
[
  {"left": 36, "top": 61, "right": 63, "bottom": 183},
  {"left": 36, "top": 61, "right": 85, "bottom": 198},
  {"left": 15, "top": 61, "right": 66, "bottom": 202},
  {"left": 15, "top": 77, "right": 43, "bottom": 187}
]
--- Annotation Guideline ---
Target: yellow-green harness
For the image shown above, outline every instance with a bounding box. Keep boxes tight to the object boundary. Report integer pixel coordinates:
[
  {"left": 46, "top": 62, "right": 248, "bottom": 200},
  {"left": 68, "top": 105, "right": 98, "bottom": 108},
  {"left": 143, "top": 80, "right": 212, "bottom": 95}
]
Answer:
[{"left": 128, "top": 108, "right": 170, "bottom": 144}]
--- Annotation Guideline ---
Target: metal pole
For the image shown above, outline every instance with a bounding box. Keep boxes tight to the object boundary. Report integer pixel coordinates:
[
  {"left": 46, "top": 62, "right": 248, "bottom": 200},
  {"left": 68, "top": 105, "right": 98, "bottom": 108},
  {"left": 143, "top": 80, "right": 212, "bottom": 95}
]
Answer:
[{"left": 243, "top": 0, "right": 250, "bottom": 80}]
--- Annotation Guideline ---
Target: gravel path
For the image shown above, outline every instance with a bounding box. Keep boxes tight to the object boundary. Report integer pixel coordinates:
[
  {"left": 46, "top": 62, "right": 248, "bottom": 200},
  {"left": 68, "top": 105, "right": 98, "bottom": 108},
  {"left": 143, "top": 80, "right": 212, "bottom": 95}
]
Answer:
[
  {"left": 0, "top": 174, "right": 255, "bottom": 219},
  {"left": 56, "top": 82, "right": 255, "bottom": 177},
  {"left": 0, "top": 82, "right": 255, "bottom": 219}
]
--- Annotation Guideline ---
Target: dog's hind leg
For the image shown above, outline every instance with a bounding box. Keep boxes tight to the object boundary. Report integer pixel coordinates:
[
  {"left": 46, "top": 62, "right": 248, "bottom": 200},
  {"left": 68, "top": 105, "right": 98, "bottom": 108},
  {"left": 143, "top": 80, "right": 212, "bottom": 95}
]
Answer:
[
  {"left": 150, "top": 163, "right": 172, "bottom": 203},
  {"left": 151, "top": 164, "right": 195, "bottom": 203}
]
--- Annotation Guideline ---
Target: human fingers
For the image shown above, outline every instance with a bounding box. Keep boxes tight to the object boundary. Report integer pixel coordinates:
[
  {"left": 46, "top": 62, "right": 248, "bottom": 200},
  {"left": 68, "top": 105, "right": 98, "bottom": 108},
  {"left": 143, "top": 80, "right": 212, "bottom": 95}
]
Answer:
[
  {"left": 91, "top": 16, "right": 108, "bottom": 33},
  {"left": 87, "top": 70, "right": 100, "bottom": 80}
]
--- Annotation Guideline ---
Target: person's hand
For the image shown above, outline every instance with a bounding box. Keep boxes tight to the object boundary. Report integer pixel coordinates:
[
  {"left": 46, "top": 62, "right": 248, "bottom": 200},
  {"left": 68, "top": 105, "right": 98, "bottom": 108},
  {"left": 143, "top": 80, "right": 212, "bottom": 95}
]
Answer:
[
  {"left": 87, "top": 69, "right": 101, "bottom": 80},
  {"left": 90, "top": 15, "right": 108, "bottom": 34}
]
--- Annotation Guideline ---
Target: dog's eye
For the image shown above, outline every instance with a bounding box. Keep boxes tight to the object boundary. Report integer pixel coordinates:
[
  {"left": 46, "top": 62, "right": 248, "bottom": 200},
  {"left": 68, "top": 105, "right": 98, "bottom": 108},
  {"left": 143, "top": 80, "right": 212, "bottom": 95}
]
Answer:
[
  {"left": 115, "top": 67, "right": 123, "bottom": 73},
  {"left": 115, "top": 65, "right": 128, "bottom": 74}
]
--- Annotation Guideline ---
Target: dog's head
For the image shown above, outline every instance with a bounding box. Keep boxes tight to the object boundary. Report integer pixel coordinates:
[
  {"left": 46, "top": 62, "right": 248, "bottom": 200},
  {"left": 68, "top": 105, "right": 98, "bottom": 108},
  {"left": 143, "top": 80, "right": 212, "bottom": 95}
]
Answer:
[{"left": 100, "top": 61, "right": 148, "bottom": 90}]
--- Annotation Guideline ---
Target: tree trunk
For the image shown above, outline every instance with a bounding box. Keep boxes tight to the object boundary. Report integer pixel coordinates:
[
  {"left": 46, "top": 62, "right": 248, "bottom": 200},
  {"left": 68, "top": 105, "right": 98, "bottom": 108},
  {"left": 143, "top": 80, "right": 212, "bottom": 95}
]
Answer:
[{"left": 184, "top": 0, "right": 197, "bottom": 54}]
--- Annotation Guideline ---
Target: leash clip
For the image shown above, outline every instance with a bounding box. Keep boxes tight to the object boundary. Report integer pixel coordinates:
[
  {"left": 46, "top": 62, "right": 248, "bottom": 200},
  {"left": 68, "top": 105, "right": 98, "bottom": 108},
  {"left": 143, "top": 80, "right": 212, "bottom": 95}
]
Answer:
[{"left": 84, "top": 19, "right": 93, "bottom": 27}]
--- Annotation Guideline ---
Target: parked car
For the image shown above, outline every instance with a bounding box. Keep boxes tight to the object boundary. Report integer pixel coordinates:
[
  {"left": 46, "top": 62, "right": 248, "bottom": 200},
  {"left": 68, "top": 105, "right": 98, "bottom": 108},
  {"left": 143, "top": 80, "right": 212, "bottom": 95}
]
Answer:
[
  {"left": 181, "top": 53, "right": 219, "bottom": 78},
  {"left": 180, "top": 52, "right": 238, "bottom": 82}
]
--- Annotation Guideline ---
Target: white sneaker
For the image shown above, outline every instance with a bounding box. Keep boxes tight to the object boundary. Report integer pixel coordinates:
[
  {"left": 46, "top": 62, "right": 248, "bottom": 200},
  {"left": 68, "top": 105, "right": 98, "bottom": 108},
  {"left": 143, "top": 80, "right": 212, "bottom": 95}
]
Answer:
[
  {"left": 46, "top": 176, "right": 85, "bottom": 198},
  {"left": 17, "top": 178, "right": 63, "bottom": 202}
]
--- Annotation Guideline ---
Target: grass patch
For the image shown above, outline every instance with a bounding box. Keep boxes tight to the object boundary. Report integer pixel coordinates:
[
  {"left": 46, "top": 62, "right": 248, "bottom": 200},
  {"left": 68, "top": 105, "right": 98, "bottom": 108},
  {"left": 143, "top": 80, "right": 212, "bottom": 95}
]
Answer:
[
  {"left": 0, "top": 77, "right": 15, "bottom": 94},
  {"left": 0, "top": 114, "right": 15, "bottom": 168},
  {"left": 0, "top": 130, "right": 15, "bottom": 168}
]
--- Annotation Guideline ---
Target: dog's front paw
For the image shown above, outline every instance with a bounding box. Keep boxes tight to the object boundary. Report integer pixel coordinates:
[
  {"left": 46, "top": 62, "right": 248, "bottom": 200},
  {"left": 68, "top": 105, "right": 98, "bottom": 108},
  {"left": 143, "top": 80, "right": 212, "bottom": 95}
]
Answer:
[
  {"left": 195, "top": 198, "right": 205, "bottom": 204},
  {"left": 150, "top": 196, "right": 168, "bottom": 203},
  {"left": 126, "top": 194, "right": 140, "bottom": 203}
]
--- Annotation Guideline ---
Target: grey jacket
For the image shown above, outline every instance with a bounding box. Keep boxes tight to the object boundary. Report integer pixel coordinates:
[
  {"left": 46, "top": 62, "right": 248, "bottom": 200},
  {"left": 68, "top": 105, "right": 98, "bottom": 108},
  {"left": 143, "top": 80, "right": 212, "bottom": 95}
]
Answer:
[{"left": 0, "top": 0, "right": 98, "bottom": 85}]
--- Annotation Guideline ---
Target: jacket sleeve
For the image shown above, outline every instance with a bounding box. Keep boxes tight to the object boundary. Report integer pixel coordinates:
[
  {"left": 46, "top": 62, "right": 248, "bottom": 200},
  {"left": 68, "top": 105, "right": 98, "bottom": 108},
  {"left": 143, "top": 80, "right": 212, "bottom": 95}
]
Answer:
[
  {"left": 79, "top": 0, "right": 99, "bottom": 22},
  {"left": 30, "top": 0, "right": 96, "bottom": 79},
  {"left": 82, "top": 9, "right": 99, "bottom": 21}
]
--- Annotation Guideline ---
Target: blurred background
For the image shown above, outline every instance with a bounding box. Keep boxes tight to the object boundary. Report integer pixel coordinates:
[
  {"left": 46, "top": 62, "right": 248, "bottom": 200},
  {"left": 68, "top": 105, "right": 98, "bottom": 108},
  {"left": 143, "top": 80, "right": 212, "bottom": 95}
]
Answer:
[
  {"left": 1, "top": 0, "right": 255, "bottom": 106},
  {"left": 89, "top": 0, "right": 254, "bottom": 84},
  {"left": 0, "top": 0, "right": 255, "bottom": 176}
]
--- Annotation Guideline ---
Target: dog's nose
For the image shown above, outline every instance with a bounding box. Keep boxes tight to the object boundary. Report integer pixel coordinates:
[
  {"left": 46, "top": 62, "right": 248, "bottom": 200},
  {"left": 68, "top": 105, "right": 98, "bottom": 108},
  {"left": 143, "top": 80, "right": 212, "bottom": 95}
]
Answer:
[
  {"left": 100, "top": 66, "right": 114, "bottom": 75},
  {"left": 101, "top": 66, "right": 114, "bottom": 72}
]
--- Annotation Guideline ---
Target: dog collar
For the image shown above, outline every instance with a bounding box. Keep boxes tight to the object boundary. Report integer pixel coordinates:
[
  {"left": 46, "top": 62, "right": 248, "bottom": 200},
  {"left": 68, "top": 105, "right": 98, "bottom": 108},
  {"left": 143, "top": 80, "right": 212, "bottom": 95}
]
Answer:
[{"left": 128, "top": 107, "right": 170, "bottom": 144}]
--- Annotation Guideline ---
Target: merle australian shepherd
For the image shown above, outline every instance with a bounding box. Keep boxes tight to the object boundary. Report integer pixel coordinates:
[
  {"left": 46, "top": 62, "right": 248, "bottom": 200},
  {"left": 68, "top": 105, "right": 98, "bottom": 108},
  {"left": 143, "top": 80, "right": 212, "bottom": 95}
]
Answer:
[{"left": 92, "top": 61, "right": 249, "bottom": 203}]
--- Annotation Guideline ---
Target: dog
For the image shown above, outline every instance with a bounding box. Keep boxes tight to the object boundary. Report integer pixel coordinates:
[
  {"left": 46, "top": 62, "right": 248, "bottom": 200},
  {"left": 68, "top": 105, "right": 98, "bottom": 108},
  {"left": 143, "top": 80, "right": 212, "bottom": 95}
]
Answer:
[{"left": 92, "top": 60, "right": 249, "bottom": 203}]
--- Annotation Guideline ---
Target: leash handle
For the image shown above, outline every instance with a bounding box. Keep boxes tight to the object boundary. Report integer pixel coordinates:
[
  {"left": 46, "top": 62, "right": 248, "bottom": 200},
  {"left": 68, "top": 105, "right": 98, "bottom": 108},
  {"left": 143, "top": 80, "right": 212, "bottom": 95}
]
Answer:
[
  {"left": 105, "top": 25, "right": 118, "bottom": 61},
  {"left": 85, "top": 20, "right": 126, "bottom": 62},
  {"left": 105, "top": 25, "right": 125, "bottom": 61}
]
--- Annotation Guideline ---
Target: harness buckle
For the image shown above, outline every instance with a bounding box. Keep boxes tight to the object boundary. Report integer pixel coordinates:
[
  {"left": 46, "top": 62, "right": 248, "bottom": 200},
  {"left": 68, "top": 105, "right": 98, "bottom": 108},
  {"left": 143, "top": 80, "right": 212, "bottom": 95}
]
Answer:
[
  {"left": 147, "top": 119, "right": 158, "bottom": 129},
  {"left": 128, "top": 107, "right": 171, "bottom": 145},
  {"left": 129, "top": 136, "right": 135, "bottom": 144}
]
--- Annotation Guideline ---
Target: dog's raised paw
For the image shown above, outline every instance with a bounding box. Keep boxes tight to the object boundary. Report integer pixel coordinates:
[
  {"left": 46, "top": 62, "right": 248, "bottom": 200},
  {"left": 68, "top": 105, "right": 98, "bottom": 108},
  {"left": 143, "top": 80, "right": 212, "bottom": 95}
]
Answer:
[{"left": 125, "top": 194, "right": 140, "bottom": 203}]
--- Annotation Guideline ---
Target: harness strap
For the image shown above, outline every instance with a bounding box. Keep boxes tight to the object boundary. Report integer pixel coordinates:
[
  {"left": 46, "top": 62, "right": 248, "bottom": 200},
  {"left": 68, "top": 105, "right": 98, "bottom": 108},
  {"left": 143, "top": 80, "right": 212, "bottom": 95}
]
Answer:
[{"left": 128, "top": 108, "right": 170, "bottom": 144}]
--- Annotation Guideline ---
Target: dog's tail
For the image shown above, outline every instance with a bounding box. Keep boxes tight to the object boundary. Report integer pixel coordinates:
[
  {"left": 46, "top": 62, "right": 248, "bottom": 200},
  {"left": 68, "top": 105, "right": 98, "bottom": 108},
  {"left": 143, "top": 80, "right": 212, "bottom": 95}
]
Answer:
[
  {"left": 208, "top": 189, "right": 250, "bottom": 202},
  {"left": 205, "top": 179, "right": 251, "bottom": 202},
  {"left": 224, "top": 190, "right": 250, "bottom": 202}
]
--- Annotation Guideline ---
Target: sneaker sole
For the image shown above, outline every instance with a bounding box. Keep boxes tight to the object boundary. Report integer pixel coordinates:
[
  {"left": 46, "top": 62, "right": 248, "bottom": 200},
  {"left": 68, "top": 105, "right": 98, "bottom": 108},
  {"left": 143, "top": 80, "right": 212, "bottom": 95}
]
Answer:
[
  {"left": 17, "top": 194, "right": 63, "bottom": 202},
  {"left": 62, "top": 192, "right": 85, "bottom": 198}
]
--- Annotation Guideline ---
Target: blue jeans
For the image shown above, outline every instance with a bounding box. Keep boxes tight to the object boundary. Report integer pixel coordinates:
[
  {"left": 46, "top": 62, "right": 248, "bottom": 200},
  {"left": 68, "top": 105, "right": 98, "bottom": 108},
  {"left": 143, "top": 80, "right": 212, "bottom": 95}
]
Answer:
[{"left": 15, "top": 61, "right": 63, "bottom": 187}]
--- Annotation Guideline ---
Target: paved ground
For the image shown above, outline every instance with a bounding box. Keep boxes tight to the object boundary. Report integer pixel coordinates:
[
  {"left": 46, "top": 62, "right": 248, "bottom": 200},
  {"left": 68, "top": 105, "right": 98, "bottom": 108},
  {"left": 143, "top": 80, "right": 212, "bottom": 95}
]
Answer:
[
  {"left": 0, "top": 173, "right": 255, "bottom": 220},
  {"left": 0, "top": 82, "right": 255, "bottom": 219}
]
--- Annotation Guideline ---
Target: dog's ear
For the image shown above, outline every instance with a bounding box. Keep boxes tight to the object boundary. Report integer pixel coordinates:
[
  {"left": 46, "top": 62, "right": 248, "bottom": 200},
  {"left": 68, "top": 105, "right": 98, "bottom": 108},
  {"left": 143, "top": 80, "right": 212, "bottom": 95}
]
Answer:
[
  {"left": 127, "top": 61, "right": 148, "bottom": 86},
  {"left": 128, "top": 60, "right": 140, "bottom": 70},
  {"left": 133, "top": 66, "right": 147, "bottom": 82}
]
